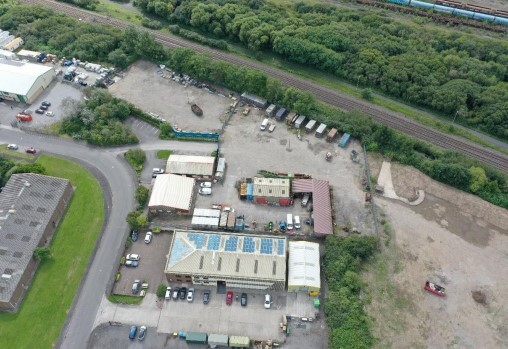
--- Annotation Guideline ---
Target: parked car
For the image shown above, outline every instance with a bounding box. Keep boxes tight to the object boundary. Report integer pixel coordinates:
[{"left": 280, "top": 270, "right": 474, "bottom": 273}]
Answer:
[
  {"left": 226, "top": 291, "right": 233, "bottom": 305},
  {"left": 179, "top": 287, "right": 187, "bottom": 300},
  {"left": 165, "top": 287, "right": 172, "bottom": 300},
  {"left": 203, "top": 289, "right": 211, "bottom": 304},
  {"left": 264, "top": 294, "right": 272, "bottom": 309},
  {"left": 200, "top": 182, "right": 212, "bottom": 188},
  {"left": 130, "top": 230, "right": 138, "bottom": 242},
  {"left": 41, "top": 101, "right": 51, "bottom": 107},
  {"left": 129, "top": 325, "right": 138, "bottom": 339},
  {"left": 199, "top": 188, "right": 212, "bottom": 195},
  {"left": 152, "top": 168, "right": 164, "bottom": 178},
  {"left": 172, "top": 287, "right": 180, "bottom": 300},
  {"left": 144, "top": 232, "right": 152, "bottom": 244},
  {"left": 26, "top": 147, "right": 36, "bottom": 154},
  {"left": 187, "top": 287, "right": 195, "bottom": 302},
  {"left": 125, "top": 260, "right": 139, "bottom": 268},
  {"left": 35, "top": 109, "right": 44, "bottom": 114},
  {"left": 241, "top": 293, "right": 248, "bottom": 307},
  {"left": 39, "top": 105, "right": 48, "bottom": 110},
  {"left": 126, "top": 254, "right": 140, "bottom": 261},
  {"left": 138, "top": 326, "right": 146, "bottom": 340},
  {"left": 7, "top": 144, "right": 18, "bottom": 150},
  {"left": 45, "top": 111, "right": 54, "bottom": 117},
  {"left": 132, "top": 280, "right": 141, "bottom": 294}
]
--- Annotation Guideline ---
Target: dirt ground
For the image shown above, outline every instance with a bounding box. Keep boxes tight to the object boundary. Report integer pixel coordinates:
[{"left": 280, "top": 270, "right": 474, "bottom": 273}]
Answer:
[
  {"left": 109, "top": 60, "right": 230, "bottom": 133},
  {"left": 366, "top": 158, "right": 508, "bottom": 348}
]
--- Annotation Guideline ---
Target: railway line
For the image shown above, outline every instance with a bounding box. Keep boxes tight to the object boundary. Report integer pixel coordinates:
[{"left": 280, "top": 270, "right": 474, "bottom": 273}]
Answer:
[{"left": 18, "top": 0, "right": 508, "bottom": 173}]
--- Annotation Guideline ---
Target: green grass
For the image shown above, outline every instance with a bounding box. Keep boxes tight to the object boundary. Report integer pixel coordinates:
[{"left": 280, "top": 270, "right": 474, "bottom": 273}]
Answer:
[
  {"left": 0, "top": 155, "right": 104, "bottom": 348},
  {"left": 0, "top": 144, "right": 36, "bottom": 161},
  {"left": 156, "top": 149, "right": 172, "bottom": 160},
  {"left": 107, "top": 294, "right": 143, "bottom": 305},
  {"left": 95, "top": 0, "right": 142, "bottom": 25}
]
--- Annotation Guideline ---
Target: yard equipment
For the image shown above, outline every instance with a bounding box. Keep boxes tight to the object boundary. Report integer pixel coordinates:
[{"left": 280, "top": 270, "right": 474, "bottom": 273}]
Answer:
[
  {"left": 191, "top": 103, "right": 203, "bottom": 116},
  {"left": 424, "top": 281, "right": 446, "bottom": 297},
  {"left": 265, "top": 221, "right": 273, "bottom": 232}
]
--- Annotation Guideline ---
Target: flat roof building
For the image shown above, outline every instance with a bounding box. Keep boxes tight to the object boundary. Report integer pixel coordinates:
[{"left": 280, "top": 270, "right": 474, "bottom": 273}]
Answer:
[
  {"left": 165, "top": 230, "right": 287, "bottom": 290},
  {"left": 253, "top": 177, "right": 291, "bottom": 206},
  {"left": 166, "top": 154, "right": 216, "bottom": 179},
  {"left": 0, "top": 59, "right": 55, "bottom": 104},
  {"left": 0, "top": 174, "right": 73, "bottom": 312},
  {"left": 288, "top": 241, "right": 321, "bottom": 294},
  {"left": 2, "top": 37, "right": 23, "bottom": 52},
  {"left": 148, "top": 174, "right": 196, "bottom": 215}
]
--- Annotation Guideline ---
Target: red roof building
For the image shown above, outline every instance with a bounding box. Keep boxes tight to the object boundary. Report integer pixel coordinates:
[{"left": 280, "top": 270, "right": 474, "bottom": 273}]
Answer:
[{"left": 292, "top": 179, "right": 333, "bottom": 236}]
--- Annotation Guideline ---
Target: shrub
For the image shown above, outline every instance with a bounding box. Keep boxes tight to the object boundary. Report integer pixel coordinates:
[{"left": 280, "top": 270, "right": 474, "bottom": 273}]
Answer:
[
  {"left": 141, "top": 17, "right": 162, "bottom": 30},
  {"left": 115, "top": 272, "right": 121, "bottom": 282},
  {"left": 120, "top": 256, "right": 126, "bottom": 265},
  {"left": 33, "top": 247, "right": 51, "bottom": 262},
  {"left": 125, "top": 148, "right": 146, "bottom": 176},
  {"left": 156, "top": 284, "right": 167, "bottom": 298},
  {"left": 135, "top": 185, "right": 150, "bottom": 208}
]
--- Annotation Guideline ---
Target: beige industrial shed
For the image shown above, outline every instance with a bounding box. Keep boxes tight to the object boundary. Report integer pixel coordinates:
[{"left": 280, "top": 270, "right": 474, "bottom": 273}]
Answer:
[
  {"left": 253, "top": 177, "right": 291, "bottom": 206},
  {"left": 165, "top": 230, "right": 287, "bottom": 290},
  {"left": 148, "top": 174, "right": 196, "bottom": 215},
  {"left": 287, "top": 241, "right": 321, "bottom": 294},
  {"left": 166, "top": 155, "right": 216, "bottom": 179},
  {"left": 0, "top": 59, "right": 55, "bottom": 104}
]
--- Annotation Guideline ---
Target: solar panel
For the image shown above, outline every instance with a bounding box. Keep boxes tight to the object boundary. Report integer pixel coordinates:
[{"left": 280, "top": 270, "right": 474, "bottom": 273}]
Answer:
[
  {"left": 225, "top": 236, "right": 239, "bottom": 252},
  {"left": 188, "top": 233, "right": 206, "bottom": 249},
  {"left": 242, "top": 237, "right": 255, "bottom": 253},
  {"left": 277, "top": 239, "right": 285, "bottom": 255},
  {"left": 207, "top": 234, "right": 221, "bottom": 250},
  {"left": 260, "top": 238, "right": 273, "bottom": 254}
]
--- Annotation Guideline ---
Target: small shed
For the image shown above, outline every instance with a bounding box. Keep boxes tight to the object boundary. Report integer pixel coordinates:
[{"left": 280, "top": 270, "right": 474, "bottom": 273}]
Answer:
[
  {"left": 229, "top": 336, "right": 250, "bottom": 348},
  {"left": 294, "top": 115, "right": 306, "bottom": 129},
  {"left": 315, "top": 123, "right": 327, "bottom": 137},
  {"left": 185, "top": 332, "right": 207, "bottom": 344},
  {"left": 208, "top": 333, "right": 229, "bottom": 346},
  {"left": 305, "top": 120, "right": 317, "bottom": 133}
]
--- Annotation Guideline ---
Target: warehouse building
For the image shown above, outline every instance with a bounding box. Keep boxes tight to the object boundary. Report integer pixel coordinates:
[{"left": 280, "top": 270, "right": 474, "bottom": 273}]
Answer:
[
  {"left": 253, "top": 177, "right": 291, "bottom": 206},
  {"left": 165, "top": 230, "right": 287, "bottom": 290},
  {"left": 148, "top": 174, "right": 196, "bottom": 215},
  {"left": 2, "top": 37, "right": 23, "bottom": 52},
  {"left": 292, "top": 178, "right": 333, "bottom": 236},
  {"left": 166, "top": 154, "right": 216, "bottom": 180},
  {"left": 0, "top": 173, "right": 73, "bottom": 312},
  {"left": 287, "top": 241, "right": 321, "bottom": 295},
  {"left": 0, "top": 59, "right": 56, "bottom": 104}
]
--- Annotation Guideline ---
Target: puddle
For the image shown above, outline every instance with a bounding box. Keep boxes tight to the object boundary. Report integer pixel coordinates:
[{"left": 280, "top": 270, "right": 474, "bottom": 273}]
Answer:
[{"left": 410, "top": 194, "right": 493, "bottom": 247}]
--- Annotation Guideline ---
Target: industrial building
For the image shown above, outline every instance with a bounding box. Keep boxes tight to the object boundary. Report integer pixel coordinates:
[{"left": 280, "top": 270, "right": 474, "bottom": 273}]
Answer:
[
  {"left": 292, "top": 178, "right": 333, "bottom": 236},
  {"left": 148, "top": 174, "right": 196, "bottom": 215},
  {"left": 253, "top": 177, "right": 291, "bottom": 206},
  {"left": 0, "top": 59, "right": 56, "bottom": 104},
  {"left": 166, "top": 154, "right": 216, "bottom": 179},
  {"left": 165, "top": 230, "right": 287, "bottom": 290},
  {"left": 0, "top": 174, "right": 73, "bottom": 312},
  {"left": 2, "top": 37, "right": 23, "bottom": 52},
  {"left": 287, "top": 241, "right": 321, "bottom": 294},
  {"left": 0, "top": 49, "right": 15, "bottom": 60},
  {"left": 16, "top": 49, "right": 41, "bottom": 62}
]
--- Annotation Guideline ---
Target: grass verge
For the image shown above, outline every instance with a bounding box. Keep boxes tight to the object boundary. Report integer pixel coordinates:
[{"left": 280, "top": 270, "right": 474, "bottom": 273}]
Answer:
[
  {"left": 156, "top": 149, "right": 172, "bottom": 160},
  {"left": 107, "top": 294, "right": 143, "bottom": 305},
  {"left": 0, "top": 154, "right": 104, "bottom": 348},
  {"left": 95, "top": 0, "right": 142, "bottom": 25},
  {"left": 0, "top": 144, "right": 36, "bottom": 161}
]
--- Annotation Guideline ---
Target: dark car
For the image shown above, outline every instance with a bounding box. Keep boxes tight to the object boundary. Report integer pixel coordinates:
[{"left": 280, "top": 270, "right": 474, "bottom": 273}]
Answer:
[
  {"left": 241, "top": 293, "right": 247, "bottom": 307},
  {"left": 132, "top": 279, "right": 141, "bottom": 294},
  {"left": 226, "top": 291, "right": 233, "bottom": 305},
  {"left": 41, "top": 101, "right": 51, "bottom": 107},
  {"left": 35, "top": 109, "right": 44, "bottom": 114},
  {"left": 130, "top": 230, "right": 138, "bottom": 242},
  {"left": 179, "top": 287, "right": 187, "bottom": 300},
  {"left": 203, "top": 289, "right": 211, "bottom": 304},
  {"left": 26, "top": 147, "right": 37, "bottom": 154},
  {"left": 40, "top": 105, "right": 48, "bottom": 110},
  {"left": 129, "top": 325, "right": 137, "bottom": 339},
  {"left": 138, "top": 326, "right": 146, "bottom": 340}
]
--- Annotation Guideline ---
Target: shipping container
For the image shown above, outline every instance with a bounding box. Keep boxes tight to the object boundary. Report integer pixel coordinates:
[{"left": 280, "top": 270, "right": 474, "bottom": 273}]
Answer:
[
  {"left": 315, "top": 123, "right": 327, "bottom": 137},
  {"left": 246, "top": 183, "right": 254, "bottom": 201},
  {"left": 294, "top": 115, "right": 306, "bottom": 129},
  {"left": 326, "top": 128, "right": 338, "bottom": 142},
  {"left": 208, "top": 334, "right": 229, "bottom": 346},
  {"left": 240, "top": 183, "right": 247, "bottom": 199},
  {"left": 227, "top": 212, "right": 236, "bottom": 229},
  {"left": 229, "top": 336, "right": 250, "bottom": 348},
  {"left": 185, "top": 332, "right": 207, "bottom": 344},
  {"left": 338, "top": 133, "right": 351, "bottom": 148},
  {"left": 265, "top": 104, "right": 276, "bottom": 117},
  {"left": 275, "top": 107, "right": 287, "bottom": 121},
  {"left": 305, "top": 120, "right": 317, "bottom": 133}
]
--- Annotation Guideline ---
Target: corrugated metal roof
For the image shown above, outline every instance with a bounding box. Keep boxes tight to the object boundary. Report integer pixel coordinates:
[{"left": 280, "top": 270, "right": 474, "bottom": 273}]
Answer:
[
  {"left": 193, "top": 208, "right": 221, "bottom": 218},
  {"left": 288, "top": 241, "right": 320, "bottom": 289},
  {"left": 0, "top": 59, "right": 54, "bottom": 95},
  {"left": 166, "top": 155, "right": 215, "bottom": 176},
  {"left": 292, "top": 179, "right": 333, "bottom": 235},
  {"left": 165, "top": 231, "right": 286, "bottom": 281},
  {"left": 208, "top": 334, "right": 229, "bottom": 345},
  {"left": 148, "top": 174, "right": 195, "bottom": 211},
  {"left": 253, "top": 177, "right": 290, "bottom": 198},
  {"left": 316, "top": 123, "right": 327, "bottom": 133},
  {"left": 3, "top": 37, "right": 22, "bottom": 50},
  {"left": 191, "top": 216, "right": 219, "bottom": 226}
]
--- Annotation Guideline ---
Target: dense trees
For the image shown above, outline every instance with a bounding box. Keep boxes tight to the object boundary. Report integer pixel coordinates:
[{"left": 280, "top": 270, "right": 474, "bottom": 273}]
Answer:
[{"left": 135, "top": 0, "right": 508, "bottom": 140}]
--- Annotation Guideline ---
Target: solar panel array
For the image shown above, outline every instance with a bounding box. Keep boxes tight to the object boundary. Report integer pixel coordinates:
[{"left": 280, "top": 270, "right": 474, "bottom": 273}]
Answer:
[
  {"left": 242, "top": 237, "right": 255, "bottom": 253},
  {"left": 277, "top": 239, "right": 285, "bottom": 255},
  {"left": 225, "top": 235, "right": 239, "bottom": 252},
  {"left": 207, "top": 234, "right": 221, "bottom": 250},
  {"left": 188, "top": 233, "right": 206, "bottom": 249},
  {"left": 260, "top": 238, "right": 273, "bottom": 254}
]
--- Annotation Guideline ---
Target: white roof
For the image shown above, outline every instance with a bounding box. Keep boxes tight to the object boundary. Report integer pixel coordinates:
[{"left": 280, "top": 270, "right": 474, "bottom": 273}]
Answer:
[
  {"left": 288, "top": 241, "right": 321, "bottom": 289},
  {"left": 253, "top": 177, "right": 290, "bottom": 198},
  {"left": 193, "top": 208, "right": 221, "bottom": 218},
  {"left": 191, "top": 216, "right": 219, "bottom": 226},
  {"left": 166, "top": 155, "right": 215, "bottom": 176},
  {"left": 148, "top": 174, "right": 195, "bottom": 211},
  {"left": 0, "top": 59, "right": 53, "bottom": 95},
  {"left": 0, "top": 49, "right": 15, "bottom": 58}
]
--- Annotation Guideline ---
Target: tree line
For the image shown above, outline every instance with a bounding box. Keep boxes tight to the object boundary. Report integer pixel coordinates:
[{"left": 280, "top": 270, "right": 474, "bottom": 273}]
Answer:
[{"left": 133, "top": 0, "right": 508, "bottom": 140}]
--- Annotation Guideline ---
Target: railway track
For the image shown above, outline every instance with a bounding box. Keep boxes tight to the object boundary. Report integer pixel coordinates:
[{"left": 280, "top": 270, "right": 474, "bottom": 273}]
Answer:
[{"left": 19, "top": 0, "right": 508, "bottom": 173}]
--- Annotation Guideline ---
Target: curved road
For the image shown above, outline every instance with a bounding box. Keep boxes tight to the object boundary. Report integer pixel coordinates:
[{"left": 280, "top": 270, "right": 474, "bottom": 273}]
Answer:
[
  {"left": 17, "top": 0, "right": 508, "bottom": 173},
  {"left": 0, "top": 126, "right": 215, "bottom": 349}
]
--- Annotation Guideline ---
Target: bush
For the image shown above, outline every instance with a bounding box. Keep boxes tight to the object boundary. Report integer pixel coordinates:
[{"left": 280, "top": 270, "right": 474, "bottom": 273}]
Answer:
[
  {"left": 361, "top": 88, "right": 373, "bottom": 100},
  {"left": 115, "top": 272, "right": 121, "bottom": 282},
  {"left": 141, "top": 17, "right": 162, "bottom": 30},
  {"left": 135, "top": 185, "right": 150, "bottom": 208},
  {"left": 126, "top": 211, "right": 148, "bottom": 230},
  {"left": 125, "top": 149, "right": 146, "bottom": 176},
  {"left": 120, "top": 256, "right": 126, "bottom": 265},
  {"left": 152, "top": 226, "right": 161, "bottom": 233},
  {"left": 156, "top": 284, "right": 167, "bottom": 298},
  {"left": 33, "top": 247, "right": 51, "bottom": 262},
  {"left": 12, "top": 163, "right": 46, "bottom": 175}
]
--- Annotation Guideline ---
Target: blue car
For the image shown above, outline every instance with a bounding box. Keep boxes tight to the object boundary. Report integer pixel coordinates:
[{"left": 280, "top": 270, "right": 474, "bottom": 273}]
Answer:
[
  {"left": 129, "top": 325, "right": 137, "bottom": 339},
  {"left": 130, "top": 230, "right": 138, "bottom": 242}
]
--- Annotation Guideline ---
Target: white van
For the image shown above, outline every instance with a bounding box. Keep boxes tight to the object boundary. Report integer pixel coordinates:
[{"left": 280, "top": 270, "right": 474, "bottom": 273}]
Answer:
[
  {"left": 294, "top": 215, "right": 301, "bottom": 229},
  {"left": 287, "top": 213, "right": 293, "bottom": 230},
  {"left": 260, "top": 118, "right": 269, "bottom": 131}
]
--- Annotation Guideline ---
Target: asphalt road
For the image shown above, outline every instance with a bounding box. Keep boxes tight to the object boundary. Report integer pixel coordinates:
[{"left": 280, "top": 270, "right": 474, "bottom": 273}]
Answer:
[{"left": 0, "top": 125, "right": 216, "bottom": 349}]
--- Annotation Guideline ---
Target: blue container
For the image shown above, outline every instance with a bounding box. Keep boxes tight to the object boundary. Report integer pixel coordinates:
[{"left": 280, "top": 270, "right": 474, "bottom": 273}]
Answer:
[
  {"left": 247, "top": 183, "right": 254, "bottom": 201},
  {"left": 409, "top": 0, "right": 435, "bottom": 10},
  {"left": 338, "top": 133, "right": 351, "bottom": 148},
  {"left": 434, "top": 4, "right": 454, "bottom": 13},
  {"left": 388, "top": 0, "right": 410, "bottom": 5},
  {"left": 473, "top": 12, "right": 496, "bottom": 22},
  {"left": 494, "top": 16, "right": 508, "bottom": 26},
  {"left": 453, "top": 8, "right": 475, "bottom": 18}
]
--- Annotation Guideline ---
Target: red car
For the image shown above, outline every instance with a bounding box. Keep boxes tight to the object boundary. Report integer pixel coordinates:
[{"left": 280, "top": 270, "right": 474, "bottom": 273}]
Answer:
[
  {"left": 226, "top": 291, "right": 233, "bottom": 305},
  {"left": 26, "top": 147, "right": 37, "bottom": 154}
]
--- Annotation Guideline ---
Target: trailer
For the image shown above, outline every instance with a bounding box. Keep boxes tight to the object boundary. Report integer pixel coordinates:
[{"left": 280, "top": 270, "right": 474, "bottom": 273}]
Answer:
[
  {"left": 275, "top": 107, "right": 287, "bottom": 121},
  {"left": 265, "top": 104, "right": 277, "bottom": 117},
  {"left": 294, "top": 115, "right": 306, "bottom": 129},
  {"left": 327, "top": 128, "right": 338, "bottom": 142},
  {"left": 185, "top": 332, "right": 207, "bottom": 344},
  {"left": 229, "top": 336, "right": 250, "bottom": 348},
  {"left": 315, "top": 123, "right": 327, "bottom": 137},
  {"left": 208, "top": 334, "right": 229, "bottom": 346},
  {"left": 305, "top": 120, "right": 317, "bottom": 133},
  {"left": 338, "top": 133, "right": 351, "bottom": 148},
  {"left": 424, "top": 281, "right": 446, "bottom": 297}
]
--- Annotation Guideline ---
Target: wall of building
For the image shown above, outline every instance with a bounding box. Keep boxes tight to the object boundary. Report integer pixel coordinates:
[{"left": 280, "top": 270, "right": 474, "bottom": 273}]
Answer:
[
  {"left": 26, "top": 68, "right": 56, "bottom": 104},
  {"left": 166, "top": 272, "right": 286, "bottom": 291}
]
